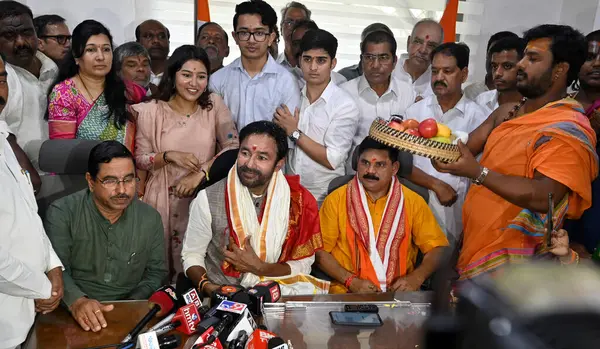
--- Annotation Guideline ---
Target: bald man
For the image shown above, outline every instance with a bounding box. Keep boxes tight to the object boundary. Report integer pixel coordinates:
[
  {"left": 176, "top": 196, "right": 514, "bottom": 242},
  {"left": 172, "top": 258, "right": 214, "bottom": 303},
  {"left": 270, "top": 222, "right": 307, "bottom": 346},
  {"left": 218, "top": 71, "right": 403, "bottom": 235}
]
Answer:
[{"left": 136, "top": 20, "right": 170, "bottom": 86}]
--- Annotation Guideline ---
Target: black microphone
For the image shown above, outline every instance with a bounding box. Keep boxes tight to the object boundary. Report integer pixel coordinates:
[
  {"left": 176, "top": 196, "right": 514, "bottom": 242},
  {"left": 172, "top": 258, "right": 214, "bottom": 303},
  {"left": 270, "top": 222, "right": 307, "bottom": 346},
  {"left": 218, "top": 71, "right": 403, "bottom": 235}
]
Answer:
[
  {"left": 158, "top": 334, "right": 181, "bottom": 349},
  {"left": 229, "top": 330, "right": 249, "bottom": 349},
  {"left": 194, "top": 148, "right": 238, "bottom": 194},
  {"left": 267, "top": 337, "right": 289, "bottom": 349}
]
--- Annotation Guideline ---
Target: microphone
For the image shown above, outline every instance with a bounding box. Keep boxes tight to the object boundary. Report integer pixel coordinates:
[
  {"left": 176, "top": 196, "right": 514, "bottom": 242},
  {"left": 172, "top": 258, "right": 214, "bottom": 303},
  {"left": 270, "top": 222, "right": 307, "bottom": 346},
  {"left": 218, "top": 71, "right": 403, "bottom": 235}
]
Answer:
[
  {"left": 195, "top": 148, "right": 238, "bottom": 193},
  {"left": 136, "top": 333, "right": 181, "bottom": 349},
  {"left": 244, "top": 327, "right": 277, "bottom": 349},
  {"left": 229, "top": 330, "right": 249, "bottom": 349},
  {"left": 195, "top": 300, "right": 258, "bottom": 346},
  {"left": 154, "top": 303, "right": 202, "bottom": 335},
  {"left": 192, "top": 327, "right": 224, "bottom": 349},
  {"left": 211, "top": 284, "right": 246, "bottom": 307},
  {"left": 121, "top": 285, "right": 178, "bottom": 343},
  {"left": 148, "top": 283, "right": 205, "bottom": 333},
  {"left": 244, "top": 281, "right": 281, "bottom": 316},
  {"left": 267, "top": 337, "right": 289, "bottom": 349}
]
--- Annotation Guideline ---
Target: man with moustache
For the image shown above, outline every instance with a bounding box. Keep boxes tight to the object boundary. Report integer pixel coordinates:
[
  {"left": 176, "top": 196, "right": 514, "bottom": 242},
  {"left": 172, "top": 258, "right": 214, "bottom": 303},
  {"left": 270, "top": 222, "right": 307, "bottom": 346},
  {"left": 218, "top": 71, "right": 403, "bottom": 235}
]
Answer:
[
  {"left": 0, "top": 1, "right": 59, "bottom": 170},
  {"left": 44, "top": 141, "right": 167, "bottom": 332},
  {"left": 404, "top": 43, "right": 487, "bottom": 246},
  {"left": 0, "top": 52, "right": 64, "bottom": 349},
  {"left": 33, "top": 14, "right": 71, "bottom": 65},
  {"left": 278, "top": 1, "right": 311, "bottom": 72},
  {"left": 274, "top": 29, "right": 358, "bottom": 206},
  {"left": 210, "top": 1, "right": 300, "bottom": 129},
  {"left": 476, "top": 36, "right": 525, "bottom": 116},
  {"left": 114, "top": 42, "right": 152, "bottom": 93},
  {"left": 434, "top": 25, "right": 597, "bottom": 281},
  {"left": 136, "top": 19, "right": 170, "bottom": 88},
  {"left": 316, "top": 137, "right": 448, "bottom": 293},
  {"left": 196, "top": 21, "right": 230, "bottom": 74},
  {"left": 393, "top": 19, "right": 444, "bottom": 100},
  {"left": 182, "top": 121, "right": 326, "bottom": 296},
  {"left": 338, "top": 23, "right": 394, "bottom": 82}
]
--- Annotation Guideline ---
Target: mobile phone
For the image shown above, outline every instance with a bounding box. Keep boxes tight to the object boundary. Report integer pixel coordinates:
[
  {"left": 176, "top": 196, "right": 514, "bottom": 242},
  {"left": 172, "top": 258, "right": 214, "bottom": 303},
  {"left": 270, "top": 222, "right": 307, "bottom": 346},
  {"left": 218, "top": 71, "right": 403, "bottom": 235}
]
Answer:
[
  {"left": 329, "top": 311, "right": 383, "bottom": 327},
  {"left": 344, "top": 304, "right": 379, "bottom": 313}
]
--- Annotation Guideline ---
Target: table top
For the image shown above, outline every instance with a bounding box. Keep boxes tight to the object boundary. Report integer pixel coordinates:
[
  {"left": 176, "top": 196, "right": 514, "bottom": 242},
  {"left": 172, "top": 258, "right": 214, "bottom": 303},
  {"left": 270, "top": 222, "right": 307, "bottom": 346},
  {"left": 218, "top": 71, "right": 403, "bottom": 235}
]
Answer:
[{"left": 26, "top": 292, "right": 432, "bottom": 349}]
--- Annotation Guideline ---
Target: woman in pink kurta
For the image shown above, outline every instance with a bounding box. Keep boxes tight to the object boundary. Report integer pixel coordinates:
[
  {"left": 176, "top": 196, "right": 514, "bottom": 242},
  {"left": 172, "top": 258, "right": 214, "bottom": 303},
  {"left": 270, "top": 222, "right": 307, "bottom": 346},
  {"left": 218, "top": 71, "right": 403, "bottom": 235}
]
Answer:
[{"left": 133, "top": 46, "right": 239, "bottom": 280}]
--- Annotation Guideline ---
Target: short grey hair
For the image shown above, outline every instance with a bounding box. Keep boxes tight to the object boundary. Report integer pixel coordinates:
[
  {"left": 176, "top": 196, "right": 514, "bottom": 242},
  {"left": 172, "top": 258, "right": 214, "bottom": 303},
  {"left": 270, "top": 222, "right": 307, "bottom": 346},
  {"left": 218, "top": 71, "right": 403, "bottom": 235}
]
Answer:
[
  {"left": 280, "top": 1, "right": 311, "bottom": 26},
  {"left": 113, "top": 41, "right": 151, "bottom": 74},
  {"left": 411, "top": 18, "right": 444, "bottom": 42}
]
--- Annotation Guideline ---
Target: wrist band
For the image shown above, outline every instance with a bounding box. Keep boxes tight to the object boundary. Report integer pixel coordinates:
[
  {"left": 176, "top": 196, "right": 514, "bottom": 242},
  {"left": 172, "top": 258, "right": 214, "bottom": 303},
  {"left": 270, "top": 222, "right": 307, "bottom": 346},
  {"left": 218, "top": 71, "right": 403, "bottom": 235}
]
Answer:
[
  {"left": 560, "top": 249, "right": 579, "bottom": 265},
  {"left": 201, "top": 168, "right": 209, "bottom": 182},
  {"left": 163, "top": 151, "right": 171, "bottom": 164},
  {"left": 344, "top": 274, "right": 356, "bottom": 289}
]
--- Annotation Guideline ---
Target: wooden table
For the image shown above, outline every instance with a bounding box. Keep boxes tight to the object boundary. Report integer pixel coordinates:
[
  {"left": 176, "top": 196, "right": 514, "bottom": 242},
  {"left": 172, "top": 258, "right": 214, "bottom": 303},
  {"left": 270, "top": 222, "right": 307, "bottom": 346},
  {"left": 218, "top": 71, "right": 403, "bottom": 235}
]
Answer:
[{"left": 25, "top": 292, "right": 432, "bottom": 349}]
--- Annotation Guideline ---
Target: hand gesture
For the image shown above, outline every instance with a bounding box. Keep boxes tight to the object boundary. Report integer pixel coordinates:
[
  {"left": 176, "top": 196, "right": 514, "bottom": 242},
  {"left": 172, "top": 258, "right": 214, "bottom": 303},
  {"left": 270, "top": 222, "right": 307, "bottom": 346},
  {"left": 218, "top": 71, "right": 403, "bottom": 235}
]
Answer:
[
  {"left": 432, "top": 141, "right": 481, "bottom": 180},
  {"left": 165, "top": 151, "right": 201, "bottom": 173},
  {"left": 34, "top": 267, "right": 64, "bottom": 314},
  {"left": 69, "top": 297, "right": 114, "bottom": 332},
  {"left": 432, "top": 180, "right": 458, "bottom": 207},
  {"left": 174, "top": 171, "right": 206, "bottom": 197},
  {"left": 549, "top": 229, "right": 570, "bottom": 258},
  {"left": 348, "top": 277, "right": 380, "bottom": 293},
  {"left": 390, "top": 273, "right": 424, "bottom": 292},
  {"left": 273, "top": 104, "right": 299, "bottom": 136},
  {"left": 223, "top": 236, "right": 265, "bottom": 275}
]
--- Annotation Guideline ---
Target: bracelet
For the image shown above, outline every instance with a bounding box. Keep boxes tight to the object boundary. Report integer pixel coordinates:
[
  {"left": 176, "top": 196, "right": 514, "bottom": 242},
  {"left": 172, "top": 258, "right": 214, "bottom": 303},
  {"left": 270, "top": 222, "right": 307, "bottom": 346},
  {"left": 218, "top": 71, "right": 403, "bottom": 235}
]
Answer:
[
  {"left": 560, "top": 249, "right": 579, "bottom": 265},
  {"left": 344, "top": 274, "right": 356, "bottom": 289},
  {"left": 201, "top": 168, "right": 210, "bottom": 182},
  {"left": 163, "top": 151, "right": 171, "bottom": 164},
  {"left": 472, "top": 167, "right": 489, "bottom": 185}
]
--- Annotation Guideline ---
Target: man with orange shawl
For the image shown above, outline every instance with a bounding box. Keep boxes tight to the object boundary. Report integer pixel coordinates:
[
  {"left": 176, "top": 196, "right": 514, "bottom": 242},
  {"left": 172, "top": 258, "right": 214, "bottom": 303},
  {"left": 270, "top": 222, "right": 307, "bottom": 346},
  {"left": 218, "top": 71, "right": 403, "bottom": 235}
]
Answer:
[
  {"left": 434, "top": 24, "right": 598, "bottom": 282},
  {"left": 181, "top": 121, "right": 328, "bottom": 295},
  {"left": 317, "top": 137, "right": 448, "bottom": 293}
]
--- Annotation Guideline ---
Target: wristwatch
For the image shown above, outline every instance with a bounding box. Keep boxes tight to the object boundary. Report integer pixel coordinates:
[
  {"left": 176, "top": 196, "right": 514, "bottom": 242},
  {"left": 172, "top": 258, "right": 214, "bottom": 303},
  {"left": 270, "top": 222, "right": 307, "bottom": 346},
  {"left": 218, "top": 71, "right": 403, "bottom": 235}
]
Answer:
[
  {"left": 472, "top": 167, "right": 489, "bottom": 185},
  {"left": 289, "top": 129, "right": 302, "bottom": 143}
]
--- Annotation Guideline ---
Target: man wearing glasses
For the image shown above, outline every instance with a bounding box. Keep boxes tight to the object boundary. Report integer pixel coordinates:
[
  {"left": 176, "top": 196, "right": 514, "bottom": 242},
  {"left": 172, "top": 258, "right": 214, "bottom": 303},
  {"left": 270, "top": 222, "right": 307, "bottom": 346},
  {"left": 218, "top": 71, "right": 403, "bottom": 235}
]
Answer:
[
  {"left": 33, "top": 14, "right": 71, "bottom": 64},
  {"left": 210, "top": 0, "right": 300, "bottom": 129},
  {"left": 341, "top": 30, "right": 415, "bottom": 173},
  {"left": 0, "top": 2, "right": 59, "bottom": 171},
  {"left": 277, "top": 1, "right": 311, "bottom": 72},
  {"left": 44, "top": 141, "right": 167, "bottom": 333}
]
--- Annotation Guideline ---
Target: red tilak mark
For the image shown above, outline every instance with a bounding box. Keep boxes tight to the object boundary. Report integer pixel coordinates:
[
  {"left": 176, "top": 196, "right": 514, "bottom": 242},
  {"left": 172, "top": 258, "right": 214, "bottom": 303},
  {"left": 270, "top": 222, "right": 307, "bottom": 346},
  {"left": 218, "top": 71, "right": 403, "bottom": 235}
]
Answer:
[
  {"left": 426, "top": 35, "right": 430, "bottom": 40},
  {"left": 252, "top": 145, "right": 257, "bottom": 151},
  {"left": 371, "top": 158, "right": 377, "bottom": 163}
]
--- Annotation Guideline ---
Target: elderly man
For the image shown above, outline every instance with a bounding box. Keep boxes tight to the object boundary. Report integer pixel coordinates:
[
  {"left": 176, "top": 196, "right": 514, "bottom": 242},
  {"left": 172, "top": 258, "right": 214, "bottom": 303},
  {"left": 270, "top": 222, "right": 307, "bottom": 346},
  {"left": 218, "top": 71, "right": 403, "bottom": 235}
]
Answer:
[
  {"left": 114, "top": 41, "right": 152, "bottom": 92},
  {"left": 278, "top": 1, "right": 311, "bottom": 71},
  {"left": 338, "top": 23, "right": 394, "bottom": 81},
  {"left": 317, "top": 137, "right": 448, "bottom": 293},
  {"left": 45, "top": 141, "right": 167, "bottom": 332},
  {"left": 0, "top": 53, "right": 64, "bottom": 349},
  {"left": 33, "top": 14, "right": 71, "bottom": 65},
  {"left": 182, "top": 121, "right": 326, "bottom": 296},
  {"left": 136, "top": 19, "right": 170, "bottom": 87},
  {"left": 196, "top": 21, "right": 230, "bottom": 74},
  {"left": 0, "top": 1, "right": 59, "bottom": 170}
]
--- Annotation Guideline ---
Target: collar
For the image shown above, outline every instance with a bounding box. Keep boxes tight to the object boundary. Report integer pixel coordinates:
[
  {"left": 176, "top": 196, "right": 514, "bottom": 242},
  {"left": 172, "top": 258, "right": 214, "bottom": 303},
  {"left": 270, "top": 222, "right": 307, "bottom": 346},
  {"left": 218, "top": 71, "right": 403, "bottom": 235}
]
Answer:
[
  {"left": 357, "top": 75, "right": 398, "bottom": 98},
  {"left": 234, "top": 54, "right": 280, "bottom": 75},
  {"left": 430, "top": 94, "right": 469, "bottom": 115},
  {"left": 398, "top": 53, "right": 431, "bottom": 80},
  {"left": 487, "top": 90, "right": 499, "bottom": 107},
  {"left": 0, "top": 120, "right": 9, "bottom": 153},
  {"left": 37, "top": 51, "right": 58, "bottom": 76},
  {"left": 277, "top": 52, "right": 293, "bottom": 68},
  {"left": 301, "top": 79, "right": 336, "bottom": 103}
]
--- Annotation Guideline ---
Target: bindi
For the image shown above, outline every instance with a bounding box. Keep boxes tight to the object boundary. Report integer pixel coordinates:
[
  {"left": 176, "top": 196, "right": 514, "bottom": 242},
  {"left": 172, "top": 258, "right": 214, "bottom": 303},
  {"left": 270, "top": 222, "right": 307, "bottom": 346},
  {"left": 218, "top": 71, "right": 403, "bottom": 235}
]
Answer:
[
  {"left": 425, "top": 35, "right": 430, "bottom": 40},
  {"left": 252, "top": 145, "right": 257, "bottom": 151}
]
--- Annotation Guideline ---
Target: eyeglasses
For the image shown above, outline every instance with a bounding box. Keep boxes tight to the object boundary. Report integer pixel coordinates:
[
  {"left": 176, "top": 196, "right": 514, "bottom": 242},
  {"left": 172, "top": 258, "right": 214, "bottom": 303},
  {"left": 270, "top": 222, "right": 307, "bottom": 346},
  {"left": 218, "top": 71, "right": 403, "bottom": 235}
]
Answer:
[
  {"left": 98, "top": 176, "right": 139, "bottom": 188},
  {"left": 236, "top": 31, "right": 270, "bottom": 42},
  {"left": 361, "top": 54, "right": 394, "bottom": 65},
  {"left": 40, "top": 35, "right": 72, "bottom": 45}
]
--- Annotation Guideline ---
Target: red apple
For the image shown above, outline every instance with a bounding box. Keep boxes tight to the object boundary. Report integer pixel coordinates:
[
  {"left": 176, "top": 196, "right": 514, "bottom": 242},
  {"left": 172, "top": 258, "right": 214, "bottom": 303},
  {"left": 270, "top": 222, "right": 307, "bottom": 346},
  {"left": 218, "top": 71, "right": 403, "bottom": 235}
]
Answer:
[
  {"left": 405, "top": 128, "right": 421, "bottom": 137},
  {"left": 388, "top": 120, "right": 406, "bottom": 132},
  {"left": 402, "top": 119, "right": 420, "bottom": 130},
  {"left": 418, "top": 118, "right": 438, "bottom": 138}
]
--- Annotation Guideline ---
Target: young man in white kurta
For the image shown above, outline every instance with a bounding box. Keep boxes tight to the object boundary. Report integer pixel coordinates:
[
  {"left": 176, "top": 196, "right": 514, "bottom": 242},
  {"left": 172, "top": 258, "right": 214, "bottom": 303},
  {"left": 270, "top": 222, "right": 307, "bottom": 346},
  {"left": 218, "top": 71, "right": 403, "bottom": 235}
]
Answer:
[
  {"left": 404, "top": 43, "right": 487, "bottom": 243},
  {"left": 274, "top": 29, "right": 358, "bottom": 206}
]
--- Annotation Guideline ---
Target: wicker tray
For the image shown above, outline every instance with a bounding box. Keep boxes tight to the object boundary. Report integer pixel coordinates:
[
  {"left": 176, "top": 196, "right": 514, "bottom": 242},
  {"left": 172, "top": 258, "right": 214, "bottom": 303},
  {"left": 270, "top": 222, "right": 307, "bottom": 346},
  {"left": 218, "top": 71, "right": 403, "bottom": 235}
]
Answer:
[{"left": 369, "top": 117, "right": 461, "bottom": 163}]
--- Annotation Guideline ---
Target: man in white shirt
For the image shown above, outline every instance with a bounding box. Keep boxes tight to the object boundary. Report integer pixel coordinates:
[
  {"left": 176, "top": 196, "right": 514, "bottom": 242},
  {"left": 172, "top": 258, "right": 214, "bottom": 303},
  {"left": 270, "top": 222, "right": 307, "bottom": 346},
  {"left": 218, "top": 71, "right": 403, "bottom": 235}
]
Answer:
[
  {"left": 405, "top": 43, "right": 487, "bottom": 244},
  {"left": 288, "top": 20, "right": 347, "bottom": 90},
  {"left": 393, "top": 19, "right": 443, "bottom": 100},
  {"left": 210, "top": 1, "right": 300, "bottom": 129},
  {"left": 274, "top": 29, "right": 358, "bottom": 205},
  {"left": 277, "top": 1, "right": 311, "bottom": 72},
  {"left": 0, "top": 1, "right": 58, "bottom": 170},
  {"left": 476, "top": 36, "right": 525, "bottom": 116},
  {"left": 0, "top": 52, "right": 63, "bottom": 349},
  {"left": 136, "top": 19, "right": 170, "bottom": 88},
  {"left": 341, "top": 30, "right": 415, "bottom": 173}
]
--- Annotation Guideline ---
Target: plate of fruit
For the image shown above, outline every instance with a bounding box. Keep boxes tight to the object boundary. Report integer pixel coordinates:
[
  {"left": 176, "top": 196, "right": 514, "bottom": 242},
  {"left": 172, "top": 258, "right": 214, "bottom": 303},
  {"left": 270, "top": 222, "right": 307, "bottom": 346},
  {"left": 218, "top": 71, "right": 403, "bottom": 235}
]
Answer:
[{"left": 368, "top": 117, "right": 462, "bottom": 162}]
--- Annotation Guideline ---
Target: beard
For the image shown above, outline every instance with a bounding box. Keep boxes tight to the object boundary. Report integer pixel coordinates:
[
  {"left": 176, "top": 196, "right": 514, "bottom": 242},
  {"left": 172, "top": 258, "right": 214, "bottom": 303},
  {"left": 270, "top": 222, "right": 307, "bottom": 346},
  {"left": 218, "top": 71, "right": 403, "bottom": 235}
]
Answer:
[
  {"left": 237, "top": 163, "right": 275, "bottom": 190},
  {"left": 517, "top": 67, "right": 554, "bottom": 98}
]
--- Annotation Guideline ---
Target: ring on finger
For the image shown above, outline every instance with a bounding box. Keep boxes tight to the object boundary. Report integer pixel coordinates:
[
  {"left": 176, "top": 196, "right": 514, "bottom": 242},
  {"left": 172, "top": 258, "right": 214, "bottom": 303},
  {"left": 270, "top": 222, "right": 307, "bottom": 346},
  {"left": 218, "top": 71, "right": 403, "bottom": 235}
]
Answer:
[{"left": 94, "top": 309, "right": 101, "bottom": 314}]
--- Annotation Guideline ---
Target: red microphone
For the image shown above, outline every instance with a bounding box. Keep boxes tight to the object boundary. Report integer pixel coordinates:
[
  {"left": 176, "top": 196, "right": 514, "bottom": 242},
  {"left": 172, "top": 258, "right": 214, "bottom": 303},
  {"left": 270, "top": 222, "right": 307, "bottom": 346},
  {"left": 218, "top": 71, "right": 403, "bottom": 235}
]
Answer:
[
  {"left": 192, "top": 326, "right": 224, "bottom": 349},
  {"left": 244, "top": 327, "right": 277, "bottom": 349},
  {"left": 121, "top": 285, "right": 178, "bottom": 343},
  {"left": 154, "top": 303, "right": 202, "bottom": 335}
]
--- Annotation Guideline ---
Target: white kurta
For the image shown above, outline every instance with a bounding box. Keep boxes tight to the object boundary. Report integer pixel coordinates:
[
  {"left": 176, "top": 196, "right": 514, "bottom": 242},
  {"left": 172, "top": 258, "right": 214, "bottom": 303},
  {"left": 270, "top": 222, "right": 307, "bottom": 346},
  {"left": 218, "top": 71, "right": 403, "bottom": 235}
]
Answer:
[
  {"left": 0, "top": 121, "right": 63, "bottom": 349},
  {"left": 392, "top": 54, "right": 434, "bottom": 100}
]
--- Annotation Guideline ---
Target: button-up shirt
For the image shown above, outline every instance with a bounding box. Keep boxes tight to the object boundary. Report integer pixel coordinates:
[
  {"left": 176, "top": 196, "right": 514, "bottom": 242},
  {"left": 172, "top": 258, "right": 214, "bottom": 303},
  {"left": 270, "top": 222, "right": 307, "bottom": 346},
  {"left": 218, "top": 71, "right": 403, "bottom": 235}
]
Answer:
[
  {"left": 0, "top": 120, "right": 62, "bottom": 349},
  {"left": 287, "top": 81, "right": 358, "bottom": 205},
  {"left": 338, "top": 63, "right": 362, "bottom": 81},
  {"left": 44, "top": 189, "right": 167, "bottom": 307},
  {"left": 295, "top": 70, "right": 347, "bottom": 90},
  {"left": 0, "top": 51, "right": 57, "bottom": 169},
  {"left": 464, "top": 80, "right": 489, "bottom": 101},
  {"left": 210, "top": 55, "right": 301, "bottom": 129},
  {"left": 475, "top": 89, "right": 499, "bottom": 116},
  {"left": 341, "top": 75, "right": 416, "bottom": 163},
  {"left": 150, "top": 71, "right": 163, "bottom": 86},
  {"left": 393, "top": 54, "right": 434, "bottom": 99}
]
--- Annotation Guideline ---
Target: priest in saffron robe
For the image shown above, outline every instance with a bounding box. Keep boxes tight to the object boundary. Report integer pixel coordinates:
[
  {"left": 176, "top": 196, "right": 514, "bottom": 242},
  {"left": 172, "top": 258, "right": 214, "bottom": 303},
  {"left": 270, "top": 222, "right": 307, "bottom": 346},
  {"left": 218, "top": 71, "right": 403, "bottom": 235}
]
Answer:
[
  {"left": 317, "top": 137, "right": 448, "bottom": 294},
  {"left": 181, "top": 121, "right": 328, "bottom": 295}
]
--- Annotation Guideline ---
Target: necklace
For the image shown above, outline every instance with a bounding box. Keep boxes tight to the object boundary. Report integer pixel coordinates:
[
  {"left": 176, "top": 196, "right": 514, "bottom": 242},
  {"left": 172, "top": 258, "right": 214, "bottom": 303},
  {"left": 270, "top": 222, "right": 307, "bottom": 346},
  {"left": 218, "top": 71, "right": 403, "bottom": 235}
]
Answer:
[
  {"left": 78, "top": 74, "right": 102, "bottom": 102},
  {"left": 504, "top": 97, "right": 528, "bottom": 121}
]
